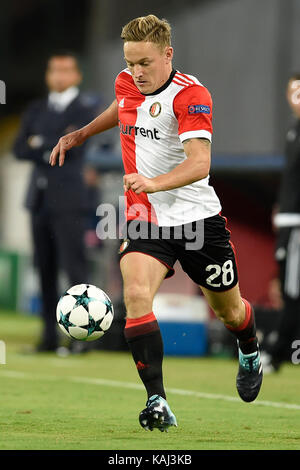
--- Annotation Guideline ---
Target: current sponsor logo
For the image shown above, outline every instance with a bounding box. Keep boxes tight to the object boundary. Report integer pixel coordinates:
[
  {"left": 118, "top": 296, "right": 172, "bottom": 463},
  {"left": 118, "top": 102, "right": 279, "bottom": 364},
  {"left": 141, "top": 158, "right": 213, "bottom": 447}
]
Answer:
[{"left": 119, "top": 120, "right": 160, "bottom": 140}]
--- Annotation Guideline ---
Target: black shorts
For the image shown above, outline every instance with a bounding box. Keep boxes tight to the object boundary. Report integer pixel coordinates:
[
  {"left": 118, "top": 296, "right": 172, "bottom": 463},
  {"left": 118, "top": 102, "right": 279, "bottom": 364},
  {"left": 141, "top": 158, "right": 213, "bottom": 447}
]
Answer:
[{"left": 118, "top": 214, "right": 239, "bottom": 292}]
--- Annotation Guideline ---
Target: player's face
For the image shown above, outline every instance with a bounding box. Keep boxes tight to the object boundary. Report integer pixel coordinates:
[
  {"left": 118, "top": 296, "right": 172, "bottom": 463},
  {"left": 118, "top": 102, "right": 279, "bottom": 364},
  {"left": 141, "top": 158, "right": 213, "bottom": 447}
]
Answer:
[
  {"left": 45, "top": 57, "right": 82, "bottom": 93},
  {"left": 287, "top": 79, "right": 300, "bottom": 118},
  {"left": 124, "top": 41, "right": 173, "bottom": 94}
]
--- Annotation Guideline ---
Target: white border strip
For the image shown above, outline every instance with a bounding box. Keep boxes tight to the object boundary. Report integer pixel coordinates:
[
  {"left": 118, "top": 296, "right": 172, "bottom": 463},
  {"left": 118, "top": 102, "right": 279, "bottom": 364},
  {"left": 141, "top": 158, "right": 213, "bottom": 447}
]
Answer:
[
  {"left": 179, "top": 130, "right": 212, "bottom": 143},
  {"left": 1, "top": 370, "right": 300, "bottom": 411},
  {"left": 273, "top": 213, "right": 300, "bottom": 228}
]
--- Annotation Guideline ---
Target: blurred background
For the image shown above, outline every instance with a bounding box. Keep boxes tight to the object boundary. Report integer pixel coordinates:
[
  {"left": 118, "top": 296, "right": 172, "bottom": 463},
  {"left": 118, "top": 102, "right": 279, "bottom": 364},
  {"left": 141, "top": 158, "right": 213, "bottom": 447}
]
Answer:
[{"left": 1, "top": 0, "right": 299, "bottom": 357}]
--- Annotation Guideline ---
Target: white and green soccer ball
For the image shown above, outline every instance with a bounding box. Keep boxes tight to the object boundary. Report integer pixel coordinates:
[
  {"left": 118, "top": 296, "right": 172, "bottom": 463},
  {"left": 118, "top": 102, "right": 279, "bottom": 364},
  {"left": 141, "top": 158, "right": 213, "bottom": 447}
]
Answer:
[{"left": 56, "top": 284, "right": 114, "bottom": 341}]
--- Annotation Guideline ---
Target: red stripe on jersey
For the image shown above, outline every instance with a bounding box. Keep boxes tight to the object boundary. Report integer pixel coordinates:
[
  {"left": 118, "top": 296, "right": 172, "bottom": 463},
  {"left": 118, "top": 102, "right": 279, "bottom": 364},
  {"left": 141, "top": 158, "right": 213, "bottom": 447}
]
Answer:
[
  {"left": 175, "top": 73, "right": 195, "bottom": 86},
  {"left": 174, "top": 74, "right": 191, "bottom": 86},
  {"left": 176, "top": 72, "right": 196, "bottom": 85},
  {"left": 115, "top": 71, "right": 158, "bottom": 224},
  {"left": 173, "top": 78, "right": 188, "bottom": 87}
]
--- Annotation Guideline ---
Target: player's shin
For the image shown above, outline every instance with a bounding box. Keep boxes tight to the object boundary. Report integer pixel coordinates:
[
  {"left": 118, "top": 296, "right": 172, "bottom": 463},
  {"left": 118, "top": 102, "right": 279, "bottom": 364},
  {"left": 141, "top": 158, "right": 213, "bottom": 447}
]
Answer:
[
  {"left": 225, "top": 298, "right": 258, "bottom": 354},
  {"left": 124, "top": 312, "right": 166, "bottom": 399}
]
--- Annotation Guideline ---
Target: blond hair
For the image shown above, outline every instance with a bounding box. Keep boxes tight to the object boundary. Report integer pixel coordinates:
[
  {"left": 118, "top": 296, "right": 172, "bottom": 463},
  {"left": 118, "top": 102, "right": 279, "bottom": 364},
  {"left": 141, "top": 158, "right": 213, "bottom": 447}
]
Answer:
[{"left": 121, "top": 15, "right": 171, "bottom": 50}]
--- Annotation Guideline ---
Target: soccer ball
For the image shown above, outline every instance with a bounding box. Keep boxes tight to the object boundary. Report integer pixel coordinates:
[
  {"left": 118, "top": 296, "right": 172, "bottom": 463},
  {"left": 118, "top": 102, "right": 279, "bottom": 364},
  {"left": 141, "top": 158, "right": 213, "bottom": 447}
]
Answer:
[{"left": 56, "top": 284, "right": 114, "bottom": 341}]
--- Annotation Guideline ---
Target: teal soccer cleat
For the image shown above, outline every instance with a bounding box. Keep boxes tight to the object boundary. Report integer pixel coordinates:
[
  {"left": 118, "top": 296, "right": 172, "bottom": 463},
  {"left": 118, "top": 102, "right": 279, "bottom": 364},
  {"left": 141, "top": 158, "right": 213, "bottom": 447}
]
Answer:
[
  {"left": 139, "top": 395, "right": 177, "bottom": 432},
  {"left": 236, "top": 345, "right": 263, "bottom": 402}
]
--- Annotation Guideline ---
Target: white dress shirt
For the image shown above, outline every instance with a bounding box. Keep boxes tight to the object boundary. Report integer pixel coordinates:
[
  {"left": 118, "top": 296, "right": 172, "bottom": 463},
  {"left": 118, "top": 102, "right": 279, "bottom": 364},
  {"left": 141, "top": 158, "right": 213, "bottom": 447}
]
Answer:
[{"left": 48, "top": 86, "right": 79, "bottom": 112}]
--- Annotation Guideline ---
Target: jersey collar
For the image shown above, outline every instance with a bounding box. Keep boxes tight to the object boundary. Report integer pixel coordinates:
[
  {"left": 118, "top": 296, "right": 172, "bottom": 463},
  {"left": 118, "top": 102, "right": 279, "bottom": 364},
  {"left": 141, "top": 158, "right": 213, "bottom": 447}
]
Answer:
[{"left": 141, "top": 69, "right": 177, "bottom": 96}]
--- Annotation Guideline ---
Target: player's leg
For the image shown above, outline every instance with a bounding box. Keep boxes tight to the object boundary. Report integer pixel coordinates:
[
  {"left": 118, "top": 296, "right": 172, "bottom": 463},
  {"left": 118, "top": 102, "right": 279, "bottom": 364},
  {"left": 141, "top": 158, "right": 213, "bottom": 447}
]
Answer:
[
  {"left": 120, "top": 252, "right": 177, "bottom": 431},
  {"left": 54, "top": 213, "right": 90, "bottom": 353},
  {"left": 201, "top": 283, "right": 257, "bottom": 353},
  {"left": 54, "top": 213, "right": 89, "bottom": 285},
  {"left": 176, "top": 215, "right": 262, "bottom": 402},
  {"left": 201, "top": 283, "right": 262, "bottom": 402},
  {"left": 31, "top": 211, "right": 59, "bottom": 350},
  {"left": 120, "top": 252, "right": 168, "bottom": 399}
]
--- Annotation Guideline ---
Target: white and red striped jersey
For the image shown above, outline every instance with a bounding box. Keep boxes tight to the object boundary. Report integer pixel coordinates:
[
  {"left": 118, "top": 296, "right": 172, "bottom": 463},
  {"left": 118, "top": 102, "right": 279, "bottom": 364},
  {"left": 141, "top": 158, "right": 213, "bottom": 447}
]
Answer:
[{"left": 115, "top": 68, "right": 221, "bottom": 226}]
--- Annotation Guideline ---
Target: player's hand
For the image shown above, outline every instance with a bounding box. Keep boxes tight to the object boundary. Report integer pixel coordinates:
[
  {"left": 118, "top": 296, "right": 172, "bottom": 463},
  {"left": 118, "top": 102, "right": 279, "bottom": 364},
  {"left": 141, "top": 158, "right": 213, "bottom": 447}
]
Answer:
[
  {"left": 123, "top": 173, "right": 158, "bottom": 194},
  {"left": 49, "top": 129, "right": 86, "bottom": 167}
]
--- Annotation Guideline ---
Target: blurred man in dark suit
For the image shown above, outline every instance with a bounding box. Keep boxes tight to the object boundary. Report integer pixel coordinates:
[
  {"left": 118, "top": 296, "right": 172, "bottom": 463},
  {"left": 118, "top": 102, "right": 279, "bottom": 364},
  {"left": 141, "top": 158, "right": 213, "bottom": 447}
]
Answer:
[
  {"left": 262, "top": 74, "right": 300, "bottom": 372},
  {"left": 13, "top": 52, "right": 102, "bottom": 352}
]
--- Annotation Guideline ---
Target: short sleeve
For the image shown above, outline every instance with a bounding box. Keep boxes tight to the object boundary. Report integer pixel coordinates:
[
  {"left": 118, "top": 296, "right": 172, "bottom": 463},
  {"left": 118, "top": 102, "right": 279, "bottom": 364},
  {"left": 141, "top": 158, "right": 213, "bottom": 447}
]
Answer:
[
  {"left": 115, "top": 69, "right": 135, "bottom": 103},
  {"left": 173, "top": 85, "right": 213, "bottom": 143}
]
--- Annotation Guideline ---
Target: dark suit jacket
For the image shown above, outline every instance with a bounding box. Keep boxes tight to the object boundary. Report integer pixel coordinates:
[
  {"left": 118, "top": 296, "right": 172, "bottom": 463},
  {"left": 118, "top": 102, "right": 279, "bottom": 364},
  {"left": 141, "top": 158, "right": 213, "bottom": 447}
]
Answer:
[{"left": 13, "top": 92, "right": 101, "bottom": 213}]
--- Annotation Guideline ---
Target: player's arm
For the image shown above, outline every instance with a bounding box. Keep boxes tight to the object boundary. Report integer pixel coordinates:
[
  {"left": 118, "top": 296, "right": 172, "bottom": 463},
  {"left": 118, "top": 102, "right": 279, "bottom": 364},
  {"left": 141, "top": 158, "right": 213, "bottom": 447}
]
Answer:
[
  {"left": 153, "top": 137, "right": 210, "bottom": 191},
  {"left": 123, "top": 137, "right": 210, "bottom": 194},
  {"left": 49, "top": 99, "right": 119, "bottom": 167}
]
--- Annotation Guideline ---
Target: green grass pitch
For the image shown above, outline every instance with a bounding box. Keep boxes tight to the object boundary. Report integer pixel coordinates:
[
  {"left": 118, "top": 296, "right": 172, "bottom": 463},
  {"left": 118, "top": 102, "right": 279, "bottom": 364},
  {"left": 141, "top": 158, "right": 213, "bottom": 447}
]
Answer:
[{"left": 0, "top": 310, "right": 300, "bottom": 450}]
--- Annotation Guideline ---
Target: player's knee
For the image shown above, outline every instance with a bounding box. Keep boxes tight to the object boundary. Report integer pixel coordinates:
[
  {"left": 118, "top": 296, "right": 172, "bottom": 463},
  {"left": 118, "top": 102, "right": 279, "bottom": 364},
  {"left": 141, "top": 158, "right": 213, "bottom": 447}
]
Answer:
[
  {"left": 123, "top": 284, "right": 152, "bottom": 313},
  {"left": 213, "top": 303, "right": 244, "bottom": 327}
]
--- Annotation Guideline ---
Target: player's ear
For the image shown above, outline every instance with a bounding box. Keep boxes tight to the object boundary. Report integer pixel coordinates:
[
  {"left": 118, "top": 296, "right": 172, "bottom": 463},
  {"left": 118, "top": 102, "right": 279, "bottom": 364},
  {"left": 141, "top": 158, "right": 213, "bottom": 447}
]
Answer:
[{"left": 164, "top": 46, "right": 173, "bottom": 64}]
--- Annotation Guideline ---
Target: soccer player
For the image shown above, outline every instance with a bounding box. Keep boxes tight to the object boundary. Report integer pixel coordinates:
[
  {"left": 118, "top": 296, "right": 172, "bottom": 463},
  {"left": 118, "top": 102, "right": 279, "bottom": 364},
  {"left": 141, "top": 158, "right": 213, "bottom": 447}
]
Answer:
[
  {"left": 263, "top": 74, "right": 300, "bottom": 372},
  {"left": 49, "top": 15, "right": 263, "bottom": 432}
]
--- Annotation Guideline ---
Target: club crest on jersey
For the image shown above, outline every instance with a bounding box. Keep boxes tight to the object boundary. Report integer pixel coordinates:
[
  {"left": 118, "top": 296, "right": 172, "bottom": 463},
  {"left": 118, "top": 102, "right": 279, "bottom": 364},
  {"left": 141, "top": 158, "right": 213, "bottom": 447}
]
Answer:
[
  {"left": 188, "top": 105, "right": 210, "bottom": 114},
  {"left": 149, "top": 102, "right": 161, "bottom": 118},
  {"left": 118, "top": 239, "right": 130, "bottom": 254}
]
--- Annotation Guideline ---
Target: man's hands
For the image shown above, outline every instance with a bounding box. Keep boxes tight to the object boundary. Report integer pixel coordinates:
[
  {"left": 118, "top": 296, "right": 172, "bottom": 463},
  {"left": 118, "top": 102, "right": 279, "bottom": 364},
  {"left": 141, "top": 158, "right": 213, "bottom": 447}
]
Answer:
[
  {"left": 123, "top": 173, "right": 158, "bottom": 194},
  {"left": 49, "top": 128, "right": 86, "bottom": 167}
]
